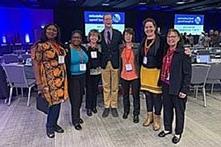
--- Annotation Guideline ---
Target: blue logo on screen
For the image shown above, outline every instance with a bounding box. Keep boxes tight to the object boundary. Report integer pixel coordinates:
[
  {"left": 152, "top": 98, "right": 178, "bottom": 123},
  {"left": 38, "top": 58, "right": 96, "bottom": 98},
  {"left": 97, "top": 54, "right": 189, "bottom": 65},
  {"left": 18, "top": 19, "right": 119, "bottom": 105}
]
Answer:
[
  {"left": 194, "top": 17, "right": 201, "bottom": 24},
  {"left": 112, "top": 14, "right": 121, "bottom": 23}
]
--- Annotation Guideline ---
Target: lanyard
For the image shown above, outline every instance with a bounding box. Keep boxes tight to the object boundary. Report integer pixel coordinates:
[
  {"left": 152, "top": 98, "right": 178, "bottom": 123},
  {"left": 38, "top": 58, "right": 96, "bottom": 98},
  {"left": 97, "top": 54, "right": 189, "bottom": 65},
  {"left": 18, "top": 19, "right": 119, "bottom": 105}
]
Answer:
[
  {"left": 123, "top": 47, "right": 133, "bottom": 64},
  {"left": 144, "top": 38, "right": 155, "bottom": 56}
]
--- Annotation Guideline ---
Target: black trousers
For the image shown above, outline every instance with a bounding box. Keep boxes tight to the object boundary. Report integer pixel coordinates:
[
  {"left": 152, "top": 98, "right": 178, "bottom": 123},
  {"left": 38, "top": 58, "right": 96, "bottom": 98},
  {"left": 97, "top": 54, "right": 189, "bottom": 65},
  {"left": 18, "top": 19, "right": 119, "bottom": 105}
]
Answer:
[
  {"left": 46, "top": 103, "right": 61, "bottom": 129},
  {"left": 86, "top": 74, "right": 101, "bottom": 109},
  {"left": 162, "top": 83, "right": 187, "bottom": 135},
  {"left": 68, "top": 74, "right": 85, "bottom": 125},
  {"left": 121, "top": 78, "right": 140, "bottom": 115},
  {"left": 145, "top": 91, "right": 162, "bottom": 115}
]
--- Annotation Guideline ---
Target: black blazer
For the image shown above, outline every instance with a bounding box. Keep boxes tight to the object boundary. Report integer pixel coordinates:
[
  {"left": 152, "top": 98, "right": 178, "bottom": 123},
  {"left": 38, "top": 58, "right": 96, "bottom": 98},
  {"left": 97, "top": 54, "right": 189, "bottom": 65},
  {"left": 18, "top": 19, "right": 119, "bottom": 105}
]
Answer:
[
  {"left": 100, "top": 29, "right": 122, "bottom": 69},
  {"left": 64, "top": 44, "right": 87, "bottom": 79},
  {"left": 139, "top": 35, "right": 166, "bottom": 69},
  {"left": 167, "top": 47, "right": 192, "bottom": 95}
]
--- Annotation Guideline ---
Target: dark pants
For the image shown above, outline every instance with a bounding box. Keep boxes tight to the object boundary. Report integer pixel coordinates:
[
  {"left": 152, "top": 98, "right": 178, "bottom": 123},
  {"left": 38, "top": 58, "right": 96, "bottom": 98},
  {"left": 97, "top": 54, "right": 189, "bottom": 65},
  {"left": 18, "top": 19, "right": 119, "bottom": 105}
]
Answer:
[
  {"left": 86, "top": 74, "right": 101, "bottom": 109},
  {"left": 145, "top": 91, "right": 162, "bottom": 115},
  {"left": 46, "top": 103, "right": 61, "bottom": 129},
  {"left": 69, "top": 74, "right": 85, "bottom": 125},
  {"left": 121, "top": 78, "right": 140, "bottom": 115},
  {"left": 162, "top": 83, "right": 187, "bottom": 135}
]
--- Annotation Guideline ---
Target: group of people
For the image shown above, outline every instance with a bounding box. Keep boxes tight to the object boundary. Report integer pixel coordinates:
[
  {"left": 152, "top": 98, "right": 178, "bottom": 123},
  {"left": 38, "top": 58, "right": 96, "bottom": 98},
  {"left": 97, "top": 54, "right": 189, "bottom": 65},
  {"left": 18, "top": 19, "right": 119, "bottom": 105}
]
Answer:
[
  {"left": 31, "top": 14, "right": 191, "bottom": 144},
  {"left": 198, "top": 29, "right": 221, "bottom": 47}
]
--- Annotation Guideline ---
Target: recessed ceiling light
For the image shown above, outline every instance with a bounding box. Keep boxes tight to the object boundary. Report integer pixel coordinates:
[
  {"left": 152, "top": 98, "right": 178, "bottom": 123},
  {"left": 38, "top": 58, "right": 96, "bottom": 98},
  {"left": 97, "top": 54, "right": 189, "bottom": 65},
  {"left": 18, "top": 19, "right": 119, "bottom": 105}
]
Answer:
[
  {"left": 139, "top": 2, "right": 146, "bottom": 5},
  {"left": 176, "top": 1, "right": 185, "bottom": 4},
  {"left": 102, "top": 3, "right": 110, "bottom": 6}
]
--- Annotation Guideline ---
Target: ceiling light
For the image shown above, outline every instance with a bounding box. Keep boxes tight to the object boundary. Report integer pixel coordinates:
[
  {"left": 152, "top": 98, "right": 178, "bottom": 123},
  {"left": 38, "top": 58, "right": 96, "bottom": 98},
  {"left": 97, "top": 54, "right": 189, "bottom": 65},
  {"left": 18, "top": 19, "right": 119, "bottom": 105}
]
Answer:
[
  {"left": 139, "top": 2, "right": 146, "bottom": 5},
  {"left": 102, "top": 3, "right": 110, "bottom": 6},
  {"left": 176, "top": 1, "right": 185, "bottom": 4}
]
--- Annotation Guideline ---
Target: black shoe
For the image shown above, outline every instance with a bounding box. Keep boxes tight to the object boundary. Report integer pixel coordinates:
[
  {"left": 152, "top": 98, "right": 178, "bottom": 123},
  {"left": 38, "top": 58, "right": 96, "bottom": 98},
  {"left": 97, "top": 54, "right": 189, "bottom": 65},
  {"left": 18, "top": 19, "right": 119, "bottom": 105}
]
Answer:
[
  {"left": 133, "top": 115, "right": 139, "bottom": 123},
  {"left": 74, "top": 123, "right": 82, "bottom": 130},
  {"left": 46, "top": 128, "right": 55, "bottom": 138},
  {"left": 122, "top": 112, "right": 129, "bottom": 119},
  {"left": 79, "top": 118, "right": 84, "bottom": 124},
  {"left": 54, "top": 125, "right": 64, "bottom": 133},
  {"left": 172, "top": 134, "right": 182, "bottom": 144},
  {"left": 92, "top": 108, "right": 97, "bottom": 113},
  {"left": 102, "top": 108, "right": 110, "bottom": 118},
  {"left": 158, "top": 130, "right": 172, "bottom": 137},
  {"left": 111, "top": 108, "right": 119, "bottom": 117},
  {"left": 87, "top": 109, "right": 92, "bottom": 116}
]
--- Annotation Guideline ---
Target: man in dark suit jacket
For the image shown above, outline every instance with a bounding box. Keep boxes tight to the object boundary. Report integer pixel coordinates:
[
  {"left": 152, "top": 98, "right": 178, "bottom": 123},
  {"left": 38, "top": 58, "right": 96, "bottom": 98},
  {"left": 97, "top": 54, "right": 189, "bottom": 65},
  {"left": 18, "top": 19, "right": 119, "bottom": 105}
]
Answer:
[{"left": 100, "top": 14, "right": 122, "bottom": 118}]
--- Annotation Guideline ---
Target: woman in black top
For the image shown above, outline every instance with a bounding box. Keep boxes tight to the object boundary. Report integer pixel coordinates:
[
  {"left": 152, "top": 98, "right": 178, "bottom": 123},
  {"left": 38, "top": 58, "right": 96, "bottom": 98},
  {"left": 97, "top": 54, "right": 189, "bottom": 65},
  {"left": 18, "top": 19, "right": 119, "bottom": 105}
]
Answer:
[
  {"left": 85, "top": 29, "right": 102, "bottom": 116},
  {"left": 158, "top": 29, "right": 191, "bottom": 144}
]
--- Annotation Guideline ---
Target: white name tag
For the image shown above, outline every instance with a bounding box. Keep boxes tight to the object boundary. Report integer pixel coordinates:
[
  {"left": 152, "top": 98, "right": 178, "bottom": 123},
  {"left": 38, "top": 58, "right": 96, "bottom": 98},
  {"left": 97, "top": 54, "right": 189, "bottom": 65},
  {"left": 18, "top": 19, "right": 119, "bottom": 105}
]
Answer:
[
  {"left": 91, "top": 51, "right": 97, "bottom": 59},
  {"left": 58, "top": 56, "right": 65, "bottom": 64},
  {"left": 80, "top": 64, "right": 86, "bottom": 71},
  {"left": 143, "top": 57, "right": 147, "bottom": 64},
  {"left": 166, "top": 73, "right": 170, "bottom": 80},
  {"left": 125, "top": 64, "right": 133, "bottom": 71}
]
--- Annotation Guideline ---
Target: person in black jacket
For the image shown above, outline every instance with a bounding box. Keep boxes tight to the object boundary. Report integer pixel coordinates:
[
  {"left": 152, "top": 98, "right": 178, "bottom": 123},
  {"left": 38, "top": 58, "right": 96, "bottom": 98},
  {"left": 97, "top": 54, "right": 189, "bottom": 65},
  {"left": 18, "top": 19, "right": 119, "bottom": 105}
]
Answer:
[
  {"left": 65, "top": 30, "right": 88, "bottom": 131},
  {"left": 85, "top": 29, "right": 102, "bottom": 117},
  {"left": 158, "top": 29, "right": 191, "bottom": 144},
  {"left": 100, "top": 14, "right": 122, "bottom": 118},
  {"left": 139, "top": 18, "right": 165, "bottom": 131}
]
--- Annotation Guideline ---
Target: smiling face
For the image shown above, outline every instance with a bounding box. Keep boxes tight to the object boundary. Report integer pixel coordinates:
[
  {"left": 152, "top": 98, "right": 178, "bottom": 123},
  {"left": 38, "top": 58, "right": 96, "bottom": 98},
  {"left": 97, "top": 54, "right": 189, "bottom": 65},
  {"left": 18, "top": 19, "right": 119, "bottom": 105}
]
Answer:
[
  {"left": 144, "top": 21, "right": 156, "bottom": 39},
  {"left": 45, "top": 25, "right": 58, "bottom": 40},
  {"left": 124, "top": 32, "right": 133, "bottom": 43},
  {"left": 103, "top": 14, "right": 112, "bottom": 29},
  {"left": 89, "top": 32, "right": 99, "bottom": 44},
  {"left": 71, "top": 32, "right": 82, "bottom": 46},
  {"left": 167, "top": 31, "right": 180, "bottom": 48}
]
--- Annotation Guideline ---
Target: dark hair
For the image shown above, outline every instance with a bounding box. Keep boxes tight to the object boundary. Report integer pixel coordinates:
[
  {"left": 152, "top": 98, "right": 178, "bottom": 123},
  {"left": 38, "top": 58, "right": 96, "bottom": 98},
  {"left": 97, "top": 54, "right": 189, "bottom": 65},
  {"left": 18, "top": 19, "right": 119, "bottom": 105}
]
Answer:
[
  {"left": 143, "top": 18, "right": 157, "bottom": 29},
  {"left": 87, "top": 29, "right": 101, "bottom": 42},
  {"left": 123, "top": 27, "right": 135, "bottom": 42},
  {"left": 103, "top": 13, "right": 112, "bottom": 20},
  {"left": 40, "top": 24, "right": 61, "bottom": 43},
  {"left": 167, "top": 28, "right": 184, "bottom": 48},
  {"left": 71, "top": 30, "right": 83, "bottom": 39}
]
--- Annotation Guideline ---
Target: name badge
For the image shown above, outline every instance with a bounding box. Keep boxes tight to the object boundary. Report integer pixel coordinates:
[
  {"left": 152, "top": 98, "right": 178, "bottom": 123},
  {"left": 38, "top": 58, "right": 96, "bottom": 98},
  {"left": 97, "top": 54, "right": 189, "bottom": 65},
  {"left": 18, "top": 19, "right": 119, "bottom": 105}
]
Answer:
[
  {"left": 166, "top": 73, "right": 170, "bottom": 80},
  {"left": 143, "top": 57, "right": 147, "bottom": 64},
  {"left": 80, "top": 64, "right": 86, "bottom": 71},
  {"left": 58, "top": 56, "right": 65, "bottom": 64},
  {"left": 91, "top": 51, "right": 97, "bottom": 59},
  {"left": 125, "top": 64, "right": 132, "bottom": 71}
]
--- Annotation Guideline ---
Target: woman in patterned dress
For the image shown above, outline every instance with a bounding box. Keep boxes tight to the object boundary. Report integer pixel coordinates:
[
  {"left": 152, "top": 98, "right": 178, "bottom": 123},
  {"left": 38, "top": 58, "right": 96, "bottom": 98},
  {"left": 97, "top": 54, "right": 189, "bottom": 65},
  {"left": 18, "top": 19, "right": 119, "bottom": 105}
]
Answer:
[{"left": 31, "top": 24, "right": 68, "bottom": 138}]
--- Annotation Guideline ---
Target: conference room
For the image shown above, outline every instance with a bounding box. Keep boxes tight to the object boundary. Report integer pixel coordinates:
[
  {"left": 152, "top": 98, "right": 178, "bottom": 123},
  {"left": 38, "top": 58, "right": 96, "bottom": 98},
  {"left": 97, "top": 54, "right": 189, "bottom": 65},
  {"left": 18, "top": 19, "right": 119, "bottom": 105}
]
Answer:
[{"left": 0, "top": 0, "right": 221, "bottom": 147}]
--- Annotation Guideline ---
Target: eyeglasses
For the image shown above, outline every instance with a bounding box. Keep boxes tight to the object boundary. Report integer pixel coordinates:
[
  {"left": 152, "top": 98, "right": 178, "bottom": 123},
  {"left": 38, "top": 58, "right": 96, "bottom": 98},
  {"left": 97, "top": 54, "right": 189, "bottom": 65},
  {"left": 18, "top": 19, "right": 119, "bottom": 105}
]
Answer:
[
  {"left": 72, "top": 36, "right": 81, "bottom": 39},
  {"left": 167, "top": 36, "right": 177, "bottom": 38}
]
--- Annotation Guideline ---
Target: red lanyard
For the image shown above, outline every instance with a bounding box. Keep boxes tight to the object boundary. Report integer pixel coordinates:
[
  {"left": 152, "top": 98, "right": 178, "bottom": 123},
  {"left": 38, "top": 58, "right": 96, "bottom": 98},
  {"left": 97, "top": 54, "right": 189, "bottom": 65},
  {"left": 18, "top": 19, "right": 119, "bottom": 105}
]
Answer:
[{"left": 123, "top": 47, "right": 132, "bottom": 64}]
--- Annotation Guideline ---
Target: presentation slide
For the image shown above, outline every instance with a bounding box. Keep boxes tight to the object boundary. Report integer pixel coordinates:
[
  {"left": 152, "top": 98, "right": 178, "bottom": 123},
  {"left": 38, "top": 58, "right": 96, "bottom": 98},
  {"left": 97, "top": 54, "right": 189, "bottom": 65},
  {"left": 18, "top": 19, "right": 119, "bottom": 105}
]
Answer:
[
  {"left": 84, "top": 11, "right": 125, "bottom": 35},
  {"left": 174, "top": 14, "right": 204, "bottom": 35}
]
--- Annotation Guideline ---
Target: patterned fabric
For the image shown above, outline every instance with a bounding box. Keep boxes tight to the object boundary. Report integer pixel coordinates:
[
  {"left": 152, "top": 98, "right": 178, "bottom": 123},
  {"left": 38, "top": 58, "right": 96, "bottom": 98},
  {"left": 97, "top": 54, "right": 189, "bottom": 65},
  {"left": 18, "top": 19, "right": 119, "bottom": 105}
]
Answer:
[
  {"left": 140, "top": 66, "right": 162, "bottom": 94},
  {"left": 161, "top": 48, "right": 176, "bottom": 84},
  {"left": 31, "top": 41, "right": 69, "bottom": 106}
]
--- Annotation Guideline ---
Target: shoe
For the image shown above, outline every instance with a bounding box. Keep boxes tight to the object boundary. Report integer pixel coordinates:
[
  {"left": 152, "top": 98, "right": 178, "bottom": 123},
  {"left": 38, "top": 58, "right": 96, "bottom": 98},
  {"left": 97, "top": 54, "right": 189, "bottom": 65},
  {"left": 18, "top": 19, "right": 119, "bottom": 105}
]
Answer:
[
  {"left": 79, "top": 118, "right": 84, "bottom": 124},
  {"left": 122, "top": 112, "right": 129, "bottom": 119},
  {"left": 158, "top": 130, "right": 172, "bottom": 137},
  {"left": 153, "top": 114, "right": 161, "bottom": 131},
  {"left": 92, "top": 108, "right": 97, "bottom": 113},
  {"left": 46, "top": 128, "right": 55, "bottom": 138},
  {"left": 172, "top": 134, "right": 182, "bottom": 144},
  {"left": 54, "top": 125, "right": 64, "bottom": 133},
  {"left": 74, "top": 123, "right": 82, "bottom": 130},
  {"left": 102, "top": 108, "right": 110, "bottom": 118},
  {"left": 133, "top": 115, "right": 139, "bottom": 123},
  {"left": 87, "top": 109, "right": 92, "bottom": 116},
  {"left": 111, "top": 108, "right": 119, "bottom": 117},
  {"left": 143, "top": 112, "right": 153, "bottom": 127}
]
